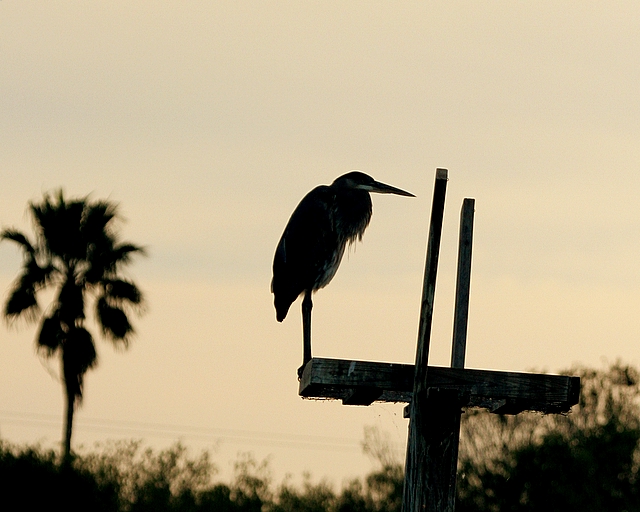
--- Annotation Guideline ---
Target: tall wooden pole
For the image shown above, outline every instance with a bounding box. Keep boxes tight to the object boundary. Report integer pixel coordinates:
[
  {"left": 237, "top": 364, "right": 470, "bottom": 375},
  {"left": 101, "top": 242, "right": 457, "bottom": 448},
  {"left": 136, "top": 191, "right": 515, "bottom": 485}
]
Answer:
[
  {"left": 444, "top": 198, "right": 475, "bottom": 509},
  {"left": 413, "top": 168, "right": 448, "bottom": 390},
  {"left": 402, "top": 168, "right": 449, "bottom": 512},
  {"left": 451, "top": 198, "right": 475, "bottom": 369}
]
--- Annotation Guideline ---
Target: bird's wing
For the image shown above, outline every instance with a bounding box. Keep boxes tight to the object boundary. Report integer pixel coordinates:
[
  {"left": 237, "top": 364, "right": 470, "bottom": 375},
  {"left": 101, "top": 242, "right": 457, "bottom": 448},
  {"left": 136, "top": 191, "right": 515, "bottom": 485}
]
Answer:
[{"left": 272, "top": 186, "right": 338, "bottom": 321}]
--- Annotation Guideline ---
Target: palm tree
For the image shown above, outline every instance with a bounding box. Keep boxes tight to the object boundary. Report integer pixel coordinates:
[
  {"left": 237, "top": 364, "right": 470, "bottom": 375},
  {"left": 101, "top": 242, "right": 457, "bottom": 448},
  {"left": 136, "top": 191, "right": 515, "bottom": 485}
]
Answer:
[{"left": 1, "top": 189, "right": 145, "bottom": 460}]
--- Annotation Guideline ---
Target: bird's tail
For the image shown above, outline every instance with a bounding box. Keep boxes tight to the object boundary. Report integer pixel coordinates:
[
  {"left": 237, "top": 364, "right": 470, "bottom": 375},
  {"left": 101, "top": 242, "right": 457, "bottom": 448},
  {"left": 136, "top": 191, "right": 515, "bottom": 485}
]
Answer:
[{"left": 274, "top": 296, "right": 291, "bottom": 322}]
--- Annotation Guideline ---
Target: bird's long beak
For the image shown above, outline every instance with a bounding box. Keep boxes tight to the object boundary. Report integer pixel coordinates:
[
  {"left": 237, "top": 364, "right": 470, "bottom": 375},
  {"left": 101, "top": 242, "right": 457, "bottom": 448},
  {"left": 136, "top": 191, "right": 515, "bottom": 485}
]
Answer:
[{"left": 366, "top": 180, "right": 415, "bottom": 197}]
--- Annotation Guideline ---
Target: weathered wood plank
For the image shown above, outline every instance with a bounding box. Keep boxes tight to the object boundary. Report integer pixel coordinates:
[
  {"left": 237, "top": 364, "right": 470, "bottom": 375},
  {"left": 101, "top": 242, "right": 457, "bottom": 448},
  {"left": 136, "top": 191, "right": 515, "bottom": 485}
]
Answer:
[
  {"left": 403, "top": 168, "right": 450, "bottom": 512},
  {"left": 299, "top": 357, "right": 580, "bottom": 414},
  {"left": 342, "top": 387, "right": 383, "bottom": 406},
  {"left": 402, "top": 167, "right": 450, "bottom": 512},
  {"left": 451, "top": 198, "right": 474, "bottom": 369},
  {"left": 430, "top": 197, "right": 474, "bottom": 512},
  {"left": 299, "top": 358, "right": 414, "bottom": 403}
]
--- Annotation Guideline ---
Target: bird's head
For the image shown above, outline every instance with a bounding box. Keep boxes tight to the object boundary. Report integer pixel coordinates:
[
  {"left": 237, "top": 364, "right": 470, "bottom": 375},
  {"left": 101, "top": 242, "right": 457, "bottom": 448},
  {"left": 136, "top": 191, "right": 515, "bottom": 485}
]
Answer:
[{"left": 331, "top": 171, "right": 415, "bottom": 197}]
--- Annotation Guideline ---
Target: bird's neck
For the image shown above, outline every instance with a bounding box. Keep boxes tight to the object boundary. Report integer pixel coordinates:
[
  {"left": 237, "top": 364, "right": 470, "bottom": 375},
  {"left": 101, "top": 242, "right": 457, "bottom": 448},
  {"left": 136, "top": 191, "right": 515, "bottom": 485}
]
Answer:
[{"left": 334, "top": 190, "right": 372, "bottom": 242}]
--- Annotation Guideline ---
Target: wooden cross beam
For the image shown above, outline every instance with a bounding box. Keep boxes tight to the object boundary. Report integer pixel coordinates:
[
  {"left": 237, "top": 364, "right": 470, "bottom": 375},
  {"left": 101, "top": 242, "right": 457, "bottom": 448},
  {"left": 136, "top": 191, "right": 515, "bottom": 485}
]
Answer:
[
  {"left": 297, "top": 169, "right": 581, "bottom": 512},
  {"left": 299, "top": 358, "right": 580, "bottom": 414}
]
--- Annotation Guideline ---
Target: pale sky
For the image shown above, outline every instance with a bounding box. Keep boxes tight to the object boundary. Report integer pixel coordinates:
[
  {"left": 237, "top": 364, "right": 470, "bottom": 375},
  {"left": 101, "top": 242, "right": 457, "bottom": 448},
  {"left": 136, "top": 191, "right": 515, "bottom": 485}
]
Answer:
[{"left": 1, "top": 1, "right": 639, "bottom": 485}]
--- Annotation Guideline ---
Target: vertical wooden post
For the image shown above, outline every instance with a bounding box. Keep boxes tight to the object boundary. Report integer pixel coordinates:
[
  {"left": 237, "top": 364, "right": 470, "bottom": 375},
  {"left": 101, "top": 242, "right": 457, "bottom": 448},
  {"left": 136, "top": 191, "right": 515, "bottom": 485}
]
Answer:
[
  {"left": 445, "top": 198, "right": 475, "bottom": 509},
  {"left": 414, "top": 168, "right": 448, "bottom": 387},
  {"left": 402, "top": 168, "right": 449, "bottom": 512},
  {"left": 451, "top": 198, "right": 475, "bottom": 369}
]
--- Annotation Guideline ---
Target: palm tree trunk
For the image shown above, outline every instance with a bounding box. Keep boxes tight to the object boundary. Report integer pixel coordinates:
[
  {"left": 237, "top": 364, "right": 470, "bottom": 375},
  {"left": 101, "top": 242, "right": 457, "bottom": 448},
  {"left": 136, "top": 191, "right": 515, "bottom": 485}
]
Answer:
[{"left": 63, "top": 381, "right": 74, "bottom": 462}]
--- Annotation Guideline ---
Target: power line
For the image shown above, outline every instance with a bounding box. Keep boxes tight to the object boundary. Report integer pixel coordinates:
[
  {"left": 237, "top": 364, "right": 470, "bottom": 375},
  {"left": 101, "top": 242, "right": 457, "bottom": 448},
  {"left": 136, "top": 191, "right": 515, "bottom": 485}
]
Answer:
[{"left": 0, "top": 410, "right": 362, "bottom": 453}]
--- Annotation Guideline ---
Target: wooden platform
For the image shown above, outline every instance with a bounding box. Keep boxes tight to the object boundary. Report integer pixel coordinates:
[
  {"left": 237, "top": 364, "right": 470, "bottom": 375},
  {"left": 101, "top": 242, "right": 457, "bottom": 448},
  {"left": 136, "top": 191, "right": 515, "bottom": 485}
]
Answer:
[{"left": 299, "top": 357, "right": 580, "bottom": 414}]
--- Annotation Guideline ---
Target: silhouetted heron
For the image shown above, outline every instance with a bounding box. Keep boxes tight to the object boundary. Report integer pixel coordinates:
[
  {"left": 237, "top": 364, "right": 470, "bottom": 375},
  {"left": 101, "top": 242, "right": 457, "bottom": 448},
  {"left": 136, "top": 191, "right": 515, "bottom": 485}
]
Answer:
[{"left": 271, "top": 171, "right": 414, "bottom": 377}]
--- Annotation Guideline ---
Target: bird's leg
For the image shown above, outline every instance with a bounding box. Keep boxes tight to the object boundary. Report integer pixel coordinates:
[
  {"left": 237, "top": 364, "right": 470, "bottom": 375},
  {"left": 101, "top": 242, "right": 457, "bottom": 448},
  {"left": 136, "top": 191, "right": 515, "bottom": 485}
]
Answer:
[{"left": 299, "top": 290, "right": 313, "bottom": 379}]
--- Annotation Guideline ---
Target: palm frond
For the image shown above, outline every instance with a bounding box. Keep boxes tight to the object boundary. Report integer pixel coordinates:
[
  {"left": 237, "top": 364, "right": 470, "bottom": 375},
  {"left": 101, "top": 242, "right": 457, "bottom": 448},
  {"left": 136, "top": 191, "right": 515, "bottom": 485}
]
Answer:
[
  {"left": 84, "top": 242, "right": 145, "bottom": 284},
  {"left": 81, "top": 200, "right": 117, "bottom": 240},
  {"left": 84, "top": 245, "right": 116, "bottom": 284},
  {"left": 2, "top": 228, "right": 55, "bottom": 323},
  {"left": 37, "top": 314, "right": 64, "bottom": 355},
  {"left": 96, "top": 296, "right": 133, "bottom": 344},
  {"left": 4, "top": 277, "right": 39, "bottom": 322},
  {"left": 26, "top": 258, "right": 56, "bottom": 288},
  {"left": 0, "top": 229, "right": 36, "bottom": 255},
  {"left": 4, "top": 261, "right": 56, "bottom": 324},
  {"left": 2, "top": 227, "right": 56, "bottom": 287},
  {"left": 31, "top": 190, "right": 86, "bottom": 260},
  {"left": 112, "top": 243, "right": 146, "bottom": 265},
  {"left": 104, "top": 279, "right": 144, "bottom": 305}
]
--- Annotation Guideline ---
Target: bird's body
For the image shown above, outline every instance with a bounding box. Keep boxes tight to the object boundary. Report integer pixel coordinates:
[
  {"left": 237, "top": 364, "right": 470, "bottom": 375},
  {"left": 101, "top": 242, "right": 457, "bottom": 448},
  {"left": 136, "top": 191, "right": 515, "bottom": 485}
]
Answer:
[
  {"left": 271, "top": 171, "right": 413, "bottom": 376},
  {"left": 272, "top": 182, "right": 372, "bottom": 321}
]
